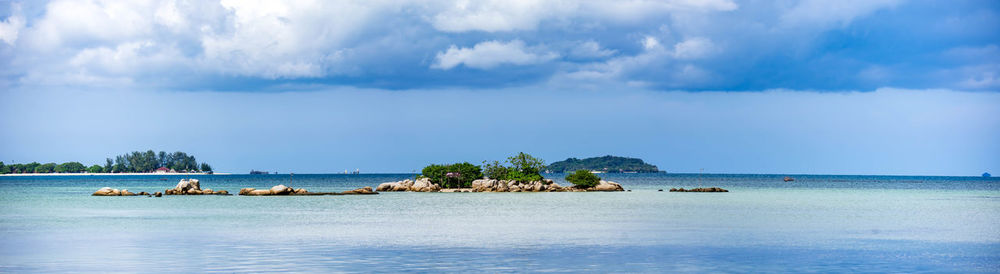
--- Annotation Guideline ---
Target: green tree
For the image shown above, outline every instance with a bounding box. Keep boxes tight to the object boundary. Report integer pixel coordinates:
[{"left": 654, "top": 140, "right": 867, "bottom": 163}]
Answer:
[
  {"left": 420, "top": 162, "right": 483, "bottom": 188},
  {"left": 87, "top": 165, "right": 104, "bottom": 173},
  {"left": 0, "top": 161, "right": 7, "bottom": 174},
  {"left": 482, "top": 160, "right": 510, "bottom": 180},
  {"left": 104, "top": 158, "right": 112, "bottom": 173},
  {"left": 55, "top": 162, "right": 86, "bottom": 173},
  {"left": 35, "top": 163, "right": 56, "bottom": 173},
  {"left": 506, "top": 152, "right": 545, "bottom": 182},
  {"left": 481, "top": 153, "right": 546, "bottom": 182},
  {"left": 565, "top": 170, "right": 601, "bottom": 188},
  {"left": 9, "top": 163, "right": 24, "bottom": 173},
  {"left": 23, "top": 162, "right": 40, "bottom": 173},
  {"left": 200, "top": 163, "right": 212, "bottom": 173}
]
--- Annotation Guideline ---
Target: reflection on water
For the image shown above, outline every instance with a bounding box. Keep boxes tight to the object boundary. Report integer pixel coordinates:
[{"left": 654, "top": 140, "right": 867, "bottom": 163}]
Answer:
[{"left": 0, "top": 174, "right": 998, "bottom": 272}]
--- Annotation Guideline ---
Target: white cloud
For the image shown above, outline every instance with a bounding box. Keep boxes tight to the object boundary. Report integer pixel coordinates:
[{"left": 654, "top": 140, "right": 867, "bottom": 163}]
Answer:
[
  {"left": 569, "top": 41, "right": 616, "bottom": 59},
  {"left": 642, "top": 36, "right": 661, "bottom": 50},
  {"left": 780, "top": 0, "right": 901, "bottom": 28},
  {"left": 429, "top": 0, "right": 738, "bottom": 32},
  {"left": 672, "top": 37, "right": 715, "bottom": 59},
  {"left": 0, "top": 3, "right": 26, "bottom": 45},
  {"left": 430, "top": 0, "right": 574, "bottom": 32},
  {"left": 432, "top": 40, "right": 557, "bottom": 70}
]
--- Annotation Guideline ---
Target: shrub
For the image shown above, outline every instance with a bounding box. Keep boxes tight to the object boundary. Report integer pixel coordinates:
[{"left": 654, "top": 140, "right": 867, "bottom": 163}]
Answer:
[
  {"left": 421, "top": 162, "right": 483, "bottom": 188},
  {"left": 565, "top": 170, "right": 601, "bottom": 188},
  {"left": 482, "top": 160, "right": 510, "bottom": 180},
  {"left": 482, "top": 152, "right": 546, "bottom": 182}
]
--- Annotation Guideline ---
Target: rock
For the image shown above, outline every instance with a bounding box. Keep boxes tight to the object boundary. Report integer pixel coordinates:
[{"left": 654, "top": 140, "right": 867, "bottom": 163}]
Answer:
[
  {"left": 411, "top": 178, "right": 440, "bottom": 192},
  {"left": 248, "top": 189, "right": 272, "bottom": 196},
  {"left": 375, "top": 182, "right": 394, "bottom": 191},
  {"left": 203, "top": 189, "right": 214, "bottom": 194},
  {"left": 294, "top": 188, "right": 308, "bottom": 194},
  {"left": 121, "top": 189, "right": 136, "bottom": 196},
  {"left": 472, "top": 179, "right": 497, "bottom": 192},
  {"left": 376, "top": 179, "right": 439, "bottom": 192},
  {"left": 215, "top": 190, "right": 228, "bottom": 195},
  {"left": 174, "top": 179, "right": 201, "bottom": 192},
  {"left": 137, "top": 192, "right": 149, "bottom": 196},
  {"left": 239, "top": 188, "right": 256, "bottom": 195},
  {"left": 90, "top": 187, "right": 112, "bottom": 196},
  {"left": 154, "top": 192, "right": 162, "bottom": 197},
  {"left": 669, "top": 187, "right": 728, "bottom": 192},
  {"left": 186, "top": 189, "right": 202, "bottom": 195},
  {"left": 590, "top": 180, "right": 625, "bottom": 192},
  {"left": 546, "top": 182, "right": 563, "bottom": 192},
  {"left": 342, "top": 186, "right": 377, "bottom": 195},
  {"left": 270, "top": 184, "right": 293, "bottom": 195}
]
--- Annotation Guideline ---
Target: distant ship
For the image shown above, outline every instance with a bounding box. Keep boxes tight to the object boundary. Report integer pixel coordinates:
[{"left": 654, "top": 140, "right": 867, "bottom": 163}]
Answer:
[
  {"left": 784, "top": 176, "right": 795, "bottom": 182},
  {"left": 250, "top": 170, "right": 269, "bottom": 175},
  {"left": 985, "top": 172, "right": 992, "bottom": 178},
  {"left": 344, "top": 169, "right": 360, "bottom": 175}
]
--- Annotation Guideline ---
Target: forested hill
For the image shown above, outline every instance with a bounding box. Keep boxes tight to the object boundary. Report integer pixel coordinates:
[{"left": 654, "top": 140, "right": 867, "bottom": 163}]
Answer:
[{"left": 546, "top": 156, "right": 659, "bottom": 173}]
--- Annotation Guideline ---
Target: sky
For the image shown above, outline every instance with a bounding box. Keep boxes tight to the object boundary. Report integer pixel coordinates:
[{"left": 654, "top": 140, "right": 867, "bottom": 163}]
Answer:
[{"left": 0, "top": 0, "right": 998, "bottom": 175}]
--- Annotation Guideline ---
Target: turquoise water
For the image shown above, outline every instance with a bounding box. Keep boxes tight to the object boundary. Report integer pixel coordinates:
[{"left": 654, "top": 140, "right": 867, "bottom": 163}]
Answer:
[{"left": 1, "top": 174, "right": 998, "bottom": 272}]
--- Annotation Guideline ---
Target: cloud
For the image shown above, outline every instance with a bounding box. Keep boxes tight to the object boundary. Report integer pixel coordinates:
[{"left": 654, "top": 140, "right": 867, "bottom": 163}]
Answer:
[
  {"left": 0, "top": 3, "right": 25, "bottom": 45},
  {"left": 568, "top": 41, "right": 616, "bottom": 59},
  {"left": 428, "top": 0, "right": 739, "bottom": 33},
  {"left": 0, "top": 0, "right": 996, "bottom": 92},
  {"left": 432, "top": 40, "right": 557, "bottom": 70},
  {"left": 780, "top": 0, "right": 902, "bottom": 28},
  {"left": 672, "top": 37, "right": 715, "bottom": 59},
  {"left": 430, "top": 0, "right": 572, "bottom": 32}
]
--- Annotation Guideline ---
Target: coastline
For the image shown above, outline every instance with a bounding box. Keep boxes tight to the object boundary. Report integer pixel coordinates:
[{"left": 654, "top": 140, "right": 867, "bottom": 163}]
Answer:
[{"left": 1, "top": 172, "right": 229, "bottom": 176}]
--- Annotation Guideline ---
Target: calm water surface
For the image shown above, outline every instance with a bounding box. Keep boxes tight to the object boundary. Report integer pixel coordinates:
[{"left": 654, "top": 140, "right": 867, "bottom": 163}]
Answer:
[{"left": 1, "top": 173, "right": 998, "bottom": 272}]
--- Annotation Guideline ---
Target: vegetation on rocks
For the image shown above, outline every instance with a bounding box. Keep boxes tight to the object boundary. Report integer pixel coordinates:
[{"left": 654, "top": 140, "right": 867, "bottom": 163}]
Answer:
[
  {"left": 420, "top": 162, "right": 483, "bottom": 188},
  {"left": 482, "top": 152, "right": 546, "bottom": 182},
  {"left": 565, "top": 170, "right": 601, "bottom": 188}
]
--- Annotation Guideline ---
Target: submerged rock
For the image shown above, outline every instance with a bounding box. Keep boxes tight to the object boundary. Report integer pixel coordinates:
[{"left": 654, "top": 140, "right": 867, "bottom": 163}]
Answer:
[
  {"left": 669, "top": 187, "right": 728, "bottom": 192},
  {"left": 92, "top": 187, "right": 118, "bottom": 196},
  {"left": 92, "top": 187, "right": 143, "bottom": 196},
  {"left": 239, "top": 185, "right": 378, "bottom": 196}
]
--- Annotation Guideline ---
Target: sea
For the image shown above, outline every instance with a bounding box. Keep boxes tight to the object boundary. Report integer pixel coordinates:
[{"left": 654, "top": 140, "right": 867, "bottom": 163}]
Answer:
[{"left": 0, "top": 173, "right": 997, "bottom": 272}]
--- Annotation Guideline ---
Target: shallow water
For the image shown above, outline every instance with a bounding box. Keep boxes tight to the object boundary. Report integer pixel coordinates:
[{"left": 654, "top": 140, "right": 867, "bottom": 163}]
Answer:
[{"left": 1, "top": 173, "right": 998, "bottom": 272}]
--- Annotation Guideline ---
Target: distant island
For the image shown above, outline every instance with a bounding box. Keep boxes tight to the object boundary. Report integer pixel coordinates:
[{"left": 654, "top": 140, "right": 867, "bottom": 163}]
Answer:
[
  {"left": 0, "top": 150, "right": 213, "bottom": 175},
  {"left": 546, "top": 155, "right": 659, "bottom": 173}
]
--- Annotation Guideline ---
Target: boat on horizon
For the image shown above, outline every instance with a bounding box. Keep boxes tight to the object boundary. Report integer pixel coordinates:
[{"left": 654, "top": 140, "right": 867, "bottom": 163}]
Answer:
[{"left": 784, "top": 176, "right": 795, "bottom": 182}]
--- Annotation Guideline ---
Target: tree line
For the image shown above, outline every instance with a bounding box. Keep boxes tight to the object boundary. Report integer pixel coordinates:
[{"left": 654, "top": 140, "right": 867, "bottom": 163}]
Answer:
[{"left": 0, "top": 150, "right": 212, "bottom": 174}]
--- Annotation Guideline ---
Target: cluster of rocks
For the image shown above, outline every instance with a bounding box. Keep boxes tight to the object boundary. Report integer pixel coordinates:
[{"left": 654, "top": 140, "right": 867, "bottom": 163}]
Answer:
[
  {"left": 375, "top": 178, "right": 441, "bottom": 192},
  {"left": 93, "top": 179, "right": 379, "bottom": 197},
  {"left": 376, "top": 178, "right": 625, "bottom": 192},
  {"left": 92, "top": 187, "right": 158, "bottom": 196},
  {"left": 669, "top": 187, "right": 729, "bottom": 192},
  {"left": 239, "top": 185, "right": 377, "bottom": 196},
  {"left": 164, "top": 179, "right": 230, "bottom": 195}
]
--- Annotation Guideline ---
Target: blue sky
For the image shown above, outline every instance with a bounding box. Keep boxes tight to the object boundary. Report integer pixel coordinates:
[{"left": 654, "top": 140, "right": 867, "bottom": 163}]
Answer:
[{"left": 0, "top": 0, "right": 997, "bottom": 175}]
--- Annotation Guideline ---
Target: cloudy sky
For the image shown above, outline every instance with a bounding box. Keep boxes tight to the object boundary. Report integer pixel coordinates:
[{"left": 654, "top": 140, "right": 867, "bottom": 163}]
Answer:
[{"left": 0, "top": 0, "right": 997, "bottom": 175}]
